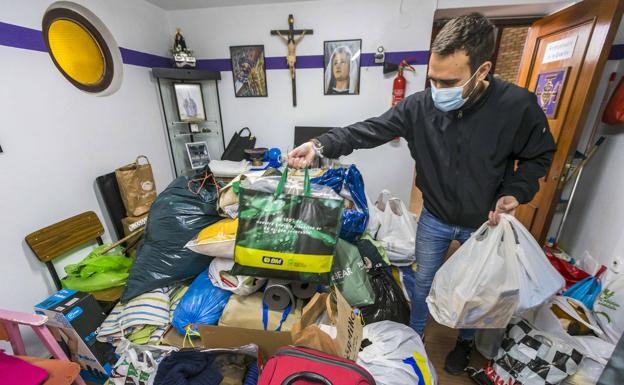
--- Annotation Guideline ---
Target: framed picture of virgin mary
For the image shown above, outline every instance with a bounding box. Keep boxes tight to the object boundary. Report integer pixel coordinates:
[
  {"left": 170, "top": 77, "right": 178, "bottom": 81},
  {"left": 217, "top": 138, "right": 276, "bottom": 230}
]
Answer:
[{"left": 324, "top": 39, "right": 361, "bottom": 95}]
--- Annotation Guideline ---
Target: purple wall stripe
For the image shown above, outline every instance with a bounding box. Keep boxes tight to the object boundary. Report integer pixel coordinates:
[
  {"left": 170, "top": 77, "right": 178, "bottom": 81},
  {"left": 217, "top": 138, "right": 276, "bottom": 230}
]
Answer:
[
  {"left": 119, "top": 47, "right": 171, "bottom": 68},
  {"left": 196, "top": 51, "right": 428, "bottom": 71},
  {"left": 362, "top": 50, "right": 430, "bottom": 66},
  {"left": 0, "top": 21, "right": 47, "bottom": 52},
  {"left": 1, "top": 20, "right": 623, "bottom": 70},
  {"left": 196, "top": 58, "right": 232, "bottom": 71}
]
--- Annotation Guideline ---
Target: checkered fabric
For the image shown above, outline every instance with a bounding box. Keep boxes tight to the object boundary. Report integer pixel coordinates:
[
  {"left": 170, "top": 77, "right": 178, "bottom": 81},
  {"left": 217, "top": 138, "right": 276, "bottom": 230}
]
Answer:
[{"left": 469, "top": 318, "right": 583, "bottom": 385}]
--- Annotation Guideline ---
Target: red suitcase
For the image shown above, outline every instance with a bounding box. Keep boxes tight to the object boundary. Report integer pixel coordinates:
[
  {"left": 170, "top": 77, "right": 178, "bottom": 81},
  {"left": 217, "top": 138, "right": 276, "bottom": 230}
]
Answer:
[{"left": 258, "top": 346, "right": 376, "bottom": 385}]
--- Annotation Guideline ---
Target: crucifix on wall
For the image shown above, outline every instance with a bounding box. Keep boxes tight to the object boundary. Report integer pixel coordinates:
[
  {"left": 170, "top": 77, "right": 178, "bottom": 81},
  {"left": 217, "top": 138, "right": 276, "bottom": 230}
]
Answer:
[{"left": 271, "top": 14, "right": 313, "bottom": 107}]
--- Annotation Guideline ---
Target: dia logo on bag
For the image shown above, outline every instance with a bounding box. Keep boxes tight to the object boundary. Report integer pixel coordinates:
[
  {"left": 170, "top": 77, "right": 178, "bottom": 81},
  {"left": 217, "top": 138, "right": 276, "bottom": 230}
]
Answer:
[{"left": 262, "top": 256, "right": 284, "bottom": 266}]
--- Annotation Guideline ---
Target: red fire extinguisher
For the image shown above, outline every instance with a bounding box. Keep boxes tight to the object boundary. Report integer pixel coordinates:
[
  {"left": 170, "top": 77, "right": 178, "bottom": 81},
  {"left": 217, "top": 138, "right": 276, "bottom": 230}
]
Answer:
[{"left": 392, "top": 60, "right": 415, "bottom": 106}]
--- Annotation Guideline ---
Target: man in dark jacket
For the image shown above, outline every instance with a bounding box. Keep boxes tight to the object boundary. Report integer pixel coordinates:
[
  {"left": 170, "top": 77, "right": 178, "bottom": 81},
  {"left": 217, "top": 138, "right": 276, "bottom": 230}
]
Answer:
[{"left": 288, "top": 13, "right": 556, "bottom": 375}]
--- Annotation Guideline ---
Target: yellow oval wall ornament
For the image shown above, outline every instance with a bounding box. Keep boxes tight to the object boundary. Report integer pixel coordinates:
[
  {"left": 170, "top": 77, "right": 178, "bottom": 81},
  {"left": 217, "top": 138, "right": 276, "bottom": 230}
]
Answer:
[
  {"left": 47, "top": 19, "right": 105, "bottom": 85},
  {"left": 42, "top": 2, "right": 123, "bottom": 95}
]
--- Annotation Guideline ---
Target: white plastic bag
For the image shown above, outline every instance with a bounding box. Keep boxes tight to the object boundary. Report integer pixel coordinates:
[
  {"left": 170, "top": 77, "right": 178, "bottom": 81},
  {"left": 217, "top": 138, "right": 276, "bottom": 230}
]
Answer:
[
  {"left": 426, "top": 216, "right": 520, "bottom": 328},
  {"left": 365, "top": 195, "right": 381, "bottom": 237},
  {"left": 357, "top": 321, "right": 437, "bottom": 385},
  {"left": 374, "top": 190, "right": 417, "bottom": 266},
  {"left": 528, "top": 296, "right": 614, "bottom": 385},
  {"left": 470, "top": 318, "right": 583, "bottom": 385},
  {"left": 508, "top": 214, "right": 565, "bottom": 314},
  {"left": 208, "top": 258, "right": 266, "bottom": 296},
  {"left": 564, "top": 335, "right": 614, "bottom": 385},
  {"left": 475, "top": 328, "right": 506, "bottom": 360},
  {"left": 109, "top": 348, "right": 158, "bottom": 385},
  {"left": 594, "top": 273, "right": 624, "bottom": 344}
]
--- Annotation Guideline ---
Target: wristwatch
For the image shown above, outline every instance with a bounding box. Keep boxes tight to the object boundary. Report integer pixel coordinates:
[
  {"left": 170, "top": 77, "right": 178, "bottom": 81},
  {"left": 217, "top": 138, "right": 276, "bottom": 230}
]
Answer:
[{"left": 310, "top": 138, "right": 324, "bottom": 158}]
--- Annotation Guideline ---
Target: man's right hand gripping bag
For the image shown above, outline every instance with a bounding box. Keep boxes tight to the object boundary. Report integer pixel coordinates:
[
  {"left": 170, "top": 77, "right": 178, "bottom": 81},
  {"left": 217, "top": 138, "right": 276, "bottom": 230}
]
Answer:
[
  {"left": 427, "top": 216, "right": 521, "bottom": 329},
  {"left": 231, "top": 168, "right": 344, "bottom": 283}
]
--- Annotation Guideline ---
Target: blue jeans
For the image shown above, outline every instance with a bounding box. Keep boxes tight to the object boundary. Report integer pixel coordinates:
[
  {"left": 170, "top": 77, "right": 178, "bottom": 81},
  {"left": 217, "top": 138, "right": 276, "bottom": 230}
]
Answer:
[{"left": 400, "top": 207, "right": 476, "bottom": 341}]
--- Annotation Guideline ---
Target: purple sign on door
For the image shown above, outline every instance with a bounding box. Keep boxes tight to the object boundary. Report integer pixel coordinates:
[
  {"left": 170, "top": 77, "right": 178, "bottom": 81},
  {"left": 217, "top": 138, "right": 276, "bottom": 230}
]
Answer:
[{"left": 535, "top": 68, "right": 568, "bottom": 119}]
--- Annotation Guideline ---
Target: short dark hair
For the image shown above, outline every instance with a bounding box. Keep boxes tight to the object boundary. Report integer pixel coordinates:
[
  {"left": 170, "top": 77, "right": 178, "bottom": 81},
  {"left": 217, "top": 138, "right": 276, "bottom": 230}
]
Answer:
[{"left": 431, "top": 13, "right": 495, "bottom": 72}]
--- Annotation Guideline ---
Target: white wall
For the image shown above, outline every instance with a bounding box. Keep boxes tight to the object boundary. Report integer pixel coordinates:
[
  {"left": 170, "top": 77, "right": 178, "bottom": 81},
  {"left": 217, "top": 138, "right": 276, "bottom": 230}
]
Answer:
[
  {"left": 0, "top": 0, "right": 174, "bottom": 353},
  {"left": 168, "top": 0, "right": 437, "bottom": 203},
  {"left": 555, "top": 21, "right": 624, "bottom": 268}
]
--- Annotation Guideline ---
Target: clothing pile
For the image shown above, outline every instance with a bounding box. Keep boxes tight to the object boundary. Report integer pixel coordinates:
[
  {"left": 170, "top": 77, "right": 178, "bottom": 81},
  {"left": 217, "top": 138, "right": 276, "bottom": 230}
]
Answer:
[{"left": 97, "top": 284, "right": 188, "bottom": 346}]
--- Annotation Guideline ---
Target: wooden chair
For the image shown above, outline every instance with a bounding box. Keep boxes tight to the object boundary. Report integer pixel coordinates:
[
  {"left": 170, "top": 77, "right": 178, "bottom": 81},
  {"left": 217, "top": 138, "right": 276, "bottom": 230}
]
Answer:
[
  {"left": 0, "top": 309, "right": 85, "bottom": 385},
  {"left": 25, "top": 211, "right": 124, "bottom": 303}
]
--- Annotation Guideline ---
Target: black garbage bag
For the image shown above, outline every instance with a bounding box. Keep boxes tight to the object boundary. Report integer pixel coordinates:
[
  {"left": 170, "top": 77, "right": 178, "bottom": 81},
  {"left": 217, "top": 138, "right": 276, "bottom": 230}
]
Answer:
[
  {"left": 121, "top": 170, "right": 221, "bottom": 302},
  {"left": 359, "top": 268, "right": 410, "bottom": 325}
]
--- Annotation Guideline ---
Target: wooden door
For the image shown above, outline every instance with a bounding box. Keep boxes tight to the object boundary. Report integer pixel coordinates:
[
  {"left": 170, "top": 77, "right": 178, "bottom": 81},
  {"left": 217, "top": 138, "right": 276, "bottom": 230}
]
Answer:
[{"left": 515, "top": 0, "right": 624, "bottom": 242}]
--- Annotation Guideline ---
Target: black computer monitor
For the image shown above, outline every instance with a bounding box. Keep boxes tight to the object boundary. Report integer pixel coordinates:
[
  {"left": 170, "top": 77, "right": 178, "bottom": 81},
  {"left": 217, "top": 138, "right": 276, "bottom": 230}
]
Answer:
[{"left": 294, "top": 126, "right": 334, "bottom": 147}]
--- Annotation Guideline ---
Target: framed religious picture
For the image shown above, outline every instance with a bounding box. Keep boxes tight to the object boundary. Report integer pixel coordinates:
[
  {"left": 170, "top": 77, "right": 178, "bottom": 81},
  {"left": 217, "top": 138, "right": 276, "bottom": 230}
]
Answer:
[
  {"left": 324, "top": 39, "right": 361, "bottom": 95},
  {"left": 535, "top": 67, "right": 569, "bottom": 119},
  {"left": 185, "top": 141, "right": 211, "bottom": 169},
  {"left": 230, "top": 45, "right": 268, "bottom": 97},
  {"left": 173, "top": 83, "right": 206, "bottom": 122}
]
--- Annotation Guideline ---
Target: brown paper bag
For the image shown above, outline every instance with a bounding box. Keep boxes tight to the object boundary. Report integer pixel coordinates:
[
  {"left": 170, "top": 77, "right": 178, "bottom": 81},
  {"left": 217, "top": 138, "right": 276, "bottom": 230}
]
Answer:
[
  {"left": 291, "top": 287, "right": 363, "bottom": 361},
  {"left": 115, "top": 155, "right": 157, "bottom": 217},
  {"left": 218, "top": 293, "right": 302, "bottom": 331}
]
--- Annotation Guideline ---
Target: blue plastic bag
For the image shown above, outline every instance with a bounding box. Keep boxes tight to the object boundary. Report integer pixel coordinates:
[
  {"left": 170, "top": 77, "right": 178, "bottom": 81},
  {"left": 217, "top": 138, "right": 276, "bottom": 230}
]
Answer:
[
  {"left": 562, "top": 267, "right": 606, "bottom": 310},
  {"left": 311, "top": 165, "right": 369, "bottom": 241},
  {"left": 172, "top": 269, "right": 231, "bottom": 335}
]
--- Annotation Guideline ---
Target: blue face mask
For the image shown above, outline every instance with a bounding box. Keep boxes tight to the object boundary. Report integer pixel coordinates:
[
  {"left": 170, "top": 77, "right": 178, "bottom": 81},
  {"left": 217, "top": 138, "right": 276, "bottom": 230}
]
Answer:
[{"left": 430, "top": 68, "right": 481, "bottom": 112}]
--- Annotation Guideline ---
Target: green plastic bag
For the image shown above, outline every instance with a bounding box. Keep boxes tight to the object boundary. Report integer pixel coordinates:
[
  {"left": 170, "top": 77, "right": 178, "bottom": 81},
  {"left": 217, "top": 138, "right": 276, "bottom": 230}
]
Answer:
[
  {"left": 62, "top": 244, "right": 133, "bottom": 292},
  {"left": 331, "top": 239, "right": 375, "bottom": 307},
  {"left": 232, "top": 168, "right": 344, "bottom": 283}
]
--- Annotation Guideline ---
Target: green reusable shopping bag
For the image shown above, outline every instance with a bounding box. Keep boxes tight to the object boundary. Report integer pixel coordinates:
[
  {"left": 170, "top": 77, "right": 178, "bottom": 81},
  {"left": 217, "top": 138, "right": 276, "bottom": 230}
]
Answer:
[
  {"left": 231, "top": 168, "right": 344, "bottom": 283},
  {"left": 62, "top": 244, "right": 133, "bottom": 292},
  {"left": 331, "top": 239, "right": 375, "bottom": 307}
]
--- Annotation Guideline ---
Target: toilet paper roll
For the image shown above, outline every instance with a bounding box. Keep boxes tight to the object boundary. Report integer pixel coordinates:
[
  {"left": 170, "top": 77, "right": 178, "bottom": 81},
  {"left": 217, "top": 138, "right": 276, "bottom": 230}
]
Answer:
[
  {"left": 263, "top": 279, "right": 295, "bottom": 311},
  {"left": 290, "top": 281, "right": 317, "bottom": 299}
]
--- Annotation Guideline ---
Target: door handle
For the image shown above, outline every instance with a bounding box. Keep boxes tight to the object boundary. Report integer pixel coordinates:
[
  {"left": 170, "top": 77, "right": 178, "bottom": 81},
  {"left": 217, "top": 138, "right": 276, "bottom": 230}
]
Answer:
[{"left": 554, "top": 160, "right": 573, "bottom": 188}]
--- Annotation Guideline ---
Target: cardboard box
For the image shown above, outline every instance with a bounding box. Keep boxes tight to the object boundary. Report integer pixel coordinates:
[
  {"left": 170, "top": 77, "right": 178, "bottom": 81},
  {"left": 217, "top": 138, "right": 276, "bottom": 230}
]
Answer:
[
  {"left": 121, "top": 214, "right": 148, "bottom": 235},
  {"left": 161, "top": 325, "right": 292, "bottom": 360},
  {"left": 200, "top": 325, "right": 293, "bottom": 359},
  {"left": 35, "top": 289, "right": 115, "bottom": 384},
  {"left": 121, "top": 214, "right": 147, "bottom": 256}
]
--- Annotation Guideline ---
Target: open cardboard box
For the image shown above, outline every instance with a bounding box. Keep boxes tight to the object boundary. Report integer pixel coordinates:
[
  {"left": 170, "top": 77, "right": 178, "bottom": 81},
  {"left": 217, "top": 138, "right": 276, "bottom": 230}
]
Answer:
[
  {"left": 161, "top": 324, "right": 292, "bottom": 359},
  {"left": 161, "top": 287, "right": 361, "bottom": 361}
]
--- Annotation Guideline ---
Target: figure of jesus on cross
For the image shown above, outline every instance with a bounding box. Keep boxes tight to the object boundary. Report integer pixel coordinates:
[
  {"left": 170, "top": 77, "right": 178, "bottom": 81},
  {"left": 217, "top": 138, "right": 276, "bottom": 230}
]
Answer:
[{"left": 271, "top": 14, "right": 313, "bottom": 107}]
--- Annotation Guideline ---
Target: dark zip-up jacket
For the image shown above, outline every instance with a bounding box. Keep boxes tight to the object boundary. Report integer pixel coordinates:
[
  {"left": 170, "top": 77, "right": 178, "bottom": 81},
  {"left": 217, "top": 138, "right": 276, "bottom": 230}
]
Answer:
[{"left": 316, "top": 75, "right": 556, "bottom": 229}]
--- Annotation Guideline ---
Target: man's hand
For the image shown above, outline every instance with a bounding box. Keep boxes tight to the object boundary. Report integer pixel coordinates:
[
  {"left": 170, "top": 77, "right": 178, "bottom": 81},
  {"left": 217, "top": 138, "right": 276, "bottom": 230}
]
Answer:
[
  {"left": 288, "top": 141, "right": 316, "bottom": 169},
  {"left": 488, "top": 195, "right": 519, "bottom": 225}
]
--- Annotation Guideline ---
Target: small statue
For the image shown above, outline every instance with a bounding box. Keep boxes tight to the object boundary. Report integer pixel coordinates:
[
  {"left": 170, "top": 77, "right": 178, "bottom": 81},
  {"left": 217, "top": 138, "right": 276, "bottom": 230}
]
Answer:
[
  {"left": 174, "top": 29, "right": 187, "bottom": 52},
  {"left": 171, "top": 28, "right": 196, "bottom": 68}
]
